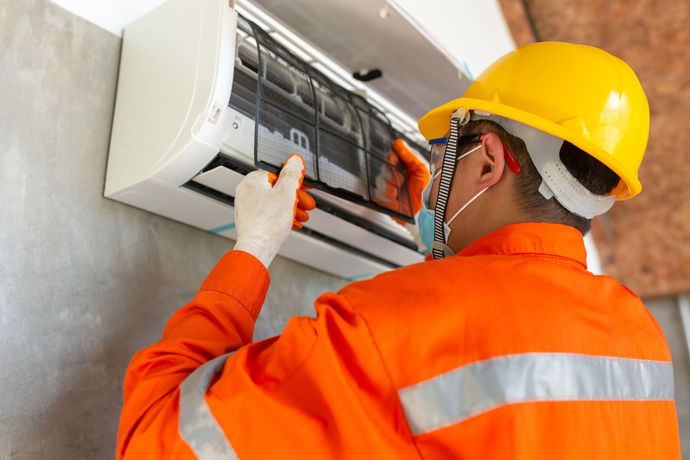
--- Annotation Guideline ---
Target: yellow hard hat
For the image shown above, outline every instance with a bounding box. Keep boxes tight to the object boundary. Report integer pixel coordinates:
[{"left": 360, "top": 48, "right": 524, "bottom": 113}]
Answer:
[{"left": 418, "top": 41, "right": 649, "bottom": 199}]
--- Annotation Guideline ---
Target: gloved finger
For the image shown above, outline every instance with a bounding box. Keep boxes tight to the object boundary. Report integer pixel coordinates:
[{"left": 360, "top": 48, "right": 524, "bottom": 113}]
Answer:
[
  {"left": 374, "top": 167, "right": 400, "bottom": 189},
  {"left": 389, "top": 166, "right": 405, "bottom": 187},
  {"left": 392, "top": 139, "right": 417, "bottom": 166},
  {"left": 275, "top": 154, "right": 306, "bottom": 195},
  {"left": 276, "top": 154, "right": 307, "bottom": 231},
  {"left": 393, "top": 139, "right": 430, "bottom": 177},
  {"left": 387, "top": 164, "right": 405, "bottom": 191},
  {"left": 386, "top": 150, "right": 400, "bottom": 166},
  {"left": 238, "top": 169, "right": 273, "bottom": 193},
  {"left": 296, "top": 189, "right": 316, "bottom": 211},
  {"left": 386, "top": 182, "right": 399, "bottom": 200},
  {"left": 294, "top": 208, "right": 310, "bottom": 223},
  {"left": 272, "top": 173, "right": 315, "bottom": 211},
  {"left": 373, "top": 174, "right": 399, "bottom": 203}
]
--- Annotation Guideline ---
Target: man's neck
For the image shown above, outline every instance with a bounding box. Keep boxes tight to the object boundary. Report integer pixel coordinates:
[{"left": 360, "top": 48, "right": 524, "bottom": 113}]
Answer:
[{"left": 448, "top": 203, "right": 532, "bottom": 253}]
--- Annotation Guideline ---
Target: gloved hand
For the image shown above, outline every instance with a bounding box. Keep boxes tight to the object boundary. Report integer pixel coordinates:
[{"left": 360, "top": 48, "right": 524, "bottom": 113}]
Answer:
[
  {"left": 392, "top": 138, "right": 430, "bottom": 216},
  {"left": 372, "top": 139, "right": 431, "bottom": 254},
  {"left": 373, "top": 139, "right": 430, "bottom": 221},
  {"left": 266, "top": 173, "right": 315, "bottom": 230},
  {"left": 233, "top": 154, "right": 315, "bottom": 268}
]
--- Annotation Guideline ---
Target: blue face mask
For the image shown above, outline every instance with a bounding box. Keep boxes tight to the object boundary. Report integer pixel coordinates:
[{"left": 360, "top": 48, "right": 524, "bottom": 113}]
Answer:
[
  {"left": 417, "top": 143, "right": 488, "bottom": 257},
  {"left": 417, "top": 194, "right": 456, "bottom": 255},
  {"left": 417, "top": 200, "right": 435, "bottom": 254}
]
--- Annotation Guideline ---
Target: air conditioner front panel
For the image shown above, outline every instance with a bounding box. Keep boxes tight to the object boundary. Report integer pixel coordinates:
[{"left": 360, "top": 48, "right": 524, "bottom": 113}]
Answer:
[{"left": 106, "top": 0, "right": 428, "bottom": 280}]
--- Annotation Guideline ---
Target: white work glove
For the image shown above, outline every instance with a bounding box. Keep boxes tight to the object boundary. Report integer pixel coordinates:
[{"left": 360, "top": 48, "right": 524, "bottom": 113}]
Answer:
[{"left": 233, "top": 154, "right": 315, "bottom": 268}]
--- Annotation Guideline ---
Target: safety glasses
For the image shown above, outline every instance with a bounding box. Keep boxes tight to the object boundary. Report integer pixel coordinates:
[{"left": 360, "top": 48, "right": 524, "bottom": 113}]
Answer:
[{"left": 428, "top": 134, "right": 522, "bottom": 177}]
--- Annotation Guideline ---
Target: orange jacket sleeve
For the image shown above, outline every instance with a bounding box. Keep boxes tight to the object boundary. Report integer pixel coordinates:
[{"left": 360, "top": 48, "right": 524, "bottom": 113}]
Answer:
[
  {"left": 117, "top": 250, "right": 418, "bottom": 459},
  {"left": 116, "top": 250, "right": 269, "bottom": 458}
]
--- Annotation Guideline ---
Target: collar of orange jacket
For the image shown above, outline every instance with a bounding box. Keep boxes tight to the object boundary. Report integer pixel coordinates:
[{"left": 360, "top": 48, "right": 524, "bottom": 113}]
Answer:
[{"left": 457, "top": 223, "right": 588, "bottom": 269}]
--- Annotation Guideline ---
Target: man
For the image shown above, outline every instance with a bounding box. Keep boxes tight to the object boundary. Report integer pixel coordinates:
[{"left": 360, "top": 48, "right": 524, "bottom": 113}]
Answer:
[{"left": 117, "top": 42, "right": 681, "bottom": 459}]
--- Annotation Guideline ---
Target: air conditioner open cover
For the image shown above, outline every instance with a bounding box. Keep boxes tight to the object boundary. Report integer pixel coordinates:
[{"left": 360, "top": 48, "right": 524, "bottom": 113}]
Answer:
[{"left": 105, "top": 0, "right": 466, "bottom": 279}]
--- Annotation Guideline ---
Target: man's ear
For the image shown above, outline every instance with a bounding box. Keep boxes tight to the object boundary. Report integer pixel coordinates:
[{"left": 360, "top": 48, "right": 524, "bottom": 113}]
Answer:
[{"left": 477, "top": 133, "right": 506, "bottom": 187}]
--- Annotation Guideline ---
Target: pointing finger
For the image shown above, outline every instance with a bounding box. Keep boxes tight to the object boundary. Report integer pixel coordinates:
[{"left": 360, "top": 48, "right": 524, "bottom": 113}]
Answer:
[{"left": 276, "top": 154, "right": 306, "bottom": 195}]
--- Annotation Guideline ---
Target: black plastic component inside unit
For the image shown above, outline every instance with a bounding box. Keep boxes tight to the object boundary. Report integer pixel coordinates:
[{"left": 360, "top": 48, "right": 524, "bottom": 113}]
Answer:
[
  {"left": 353, "top": 68, "right": 383, "bottom": 82},
  {"left": 229, "top": 14, "right": 430, "bottom": 224},
  {"left": 184, "top": 154, "right": 419, "bottom": 253}
]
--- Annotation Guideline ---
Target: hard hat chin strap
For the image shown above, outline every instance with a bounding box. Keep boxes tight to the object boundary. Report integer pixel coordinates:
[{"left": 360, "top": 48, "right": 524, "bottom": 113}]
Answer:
[{"left": 432, "top": 109, "right": 471, "bottom": 260}]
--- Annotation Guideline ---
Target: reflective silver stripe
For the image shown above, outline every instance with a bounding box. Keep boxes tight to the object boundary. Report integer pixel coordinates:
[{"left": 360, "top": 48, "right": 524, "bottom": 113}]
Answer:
[
  {"left": 179, "top": 353, "right": 238, "bottom": 460},
  {"left": 398, "top": 353, "right": 674, "bottom": 436}
]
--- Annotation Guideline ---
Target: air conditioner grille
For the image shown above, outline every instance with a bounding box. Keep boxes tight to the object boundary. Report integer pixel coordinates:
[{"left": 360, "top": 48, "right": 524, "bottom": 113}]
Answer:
[{"left": 230, "top": 14, "right": 430, "bottom": 223}]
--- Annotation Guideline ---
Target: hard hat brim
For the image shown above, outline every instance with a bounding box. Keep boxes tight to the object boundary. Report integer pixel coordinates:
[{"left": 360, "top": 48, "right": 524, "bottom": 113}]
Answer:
[{"left": 418, "top": 97, "right": 641, "bottom": 200}]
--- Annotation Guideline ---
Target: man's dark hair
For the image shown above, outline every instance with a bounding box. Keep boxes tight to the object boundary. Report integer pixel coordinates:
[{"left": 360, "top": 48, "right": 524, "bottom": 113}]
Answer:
[{"left": 457, "top": 120, "right": 620, "bottom": 234}]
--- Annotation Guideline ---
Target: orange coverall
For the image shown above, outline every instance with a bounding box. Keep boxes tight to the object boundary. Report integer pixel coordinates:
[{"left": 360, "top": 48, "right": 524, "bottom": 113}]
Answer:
[{"left": 117, "top": 223, "right": 681, "bottom": 459}]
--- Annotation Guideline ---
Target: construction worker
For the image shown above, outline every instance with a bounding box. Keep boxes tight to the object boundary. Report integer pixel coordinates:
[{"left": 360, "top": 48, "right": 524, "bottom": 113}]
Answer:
[{"left": 117, "top": 42, "right": 681, "bottom": 459}]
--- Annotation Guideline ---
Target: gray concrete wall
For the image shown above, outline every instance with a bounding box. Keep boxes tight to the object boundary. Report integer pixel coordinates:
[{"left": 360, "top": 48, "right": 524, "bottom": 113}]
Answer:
[
  {"left": 0, "top": 2, "right": 345, "bottom": 458},
  {"left": 644, "top": 297, "right": 690, "bottom": 457},
  {"left": 1, "top": 1, "right": 689, "bottom": 459}
]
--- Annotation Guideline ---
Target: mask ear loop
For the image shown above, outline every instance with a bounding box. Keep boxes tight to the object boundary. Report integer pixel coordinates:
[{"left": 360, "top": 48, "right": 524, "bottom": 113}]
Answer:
[{"left": 431, "top": 144, "right": 483, "bottom": 181}]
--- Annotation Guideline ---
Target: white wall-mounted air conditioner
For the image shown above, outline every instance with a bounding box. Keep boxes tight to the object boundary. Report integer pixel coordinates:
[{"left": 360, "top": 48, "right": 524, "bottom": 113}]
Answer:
[{"left": 105, "top": 0, "right": 469, "bottom": 279}]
